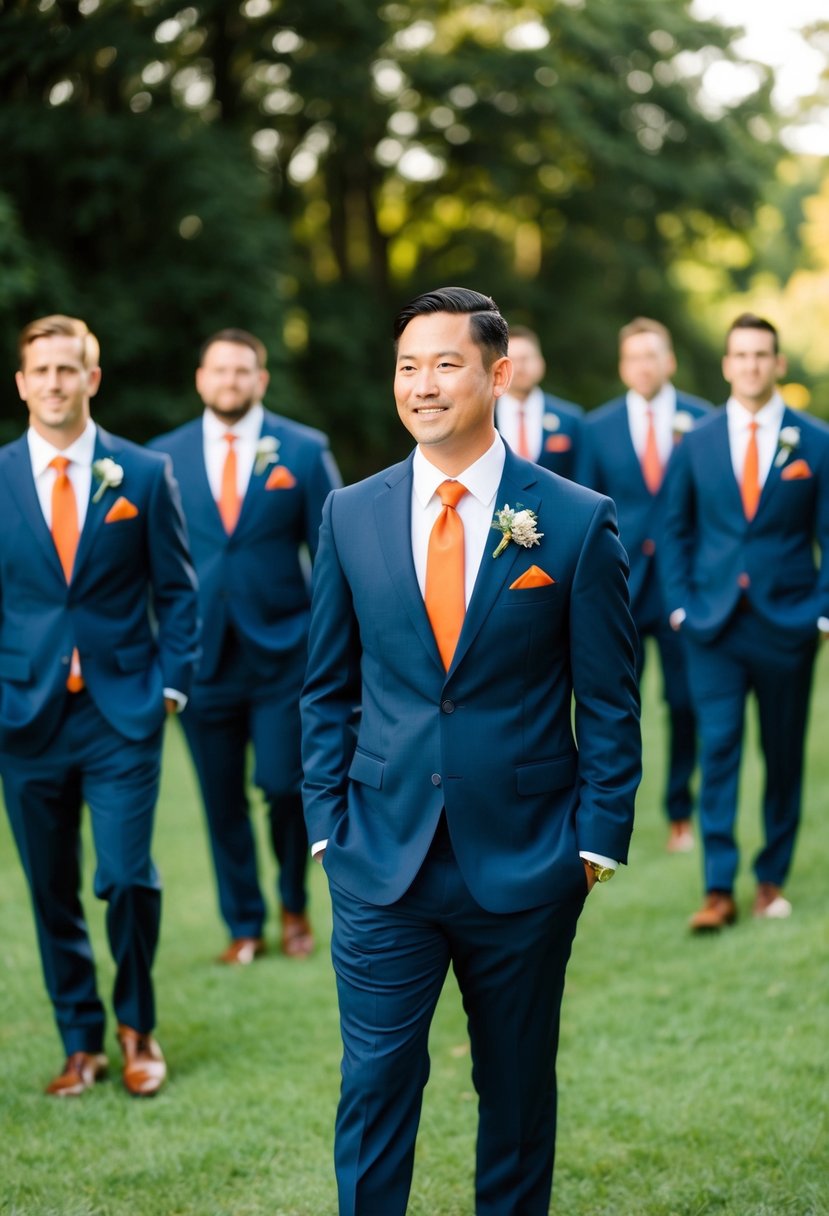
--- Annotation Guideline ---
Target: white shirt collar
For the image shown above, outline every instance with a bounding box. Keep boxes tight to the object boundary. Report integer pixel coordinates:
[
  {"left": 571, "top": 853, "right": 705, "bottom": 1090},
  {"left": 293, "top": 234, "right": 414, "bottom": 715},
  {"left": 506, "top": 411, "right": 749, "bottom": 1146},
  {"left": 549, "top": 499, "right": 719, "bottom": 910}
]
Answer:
[
  {"left": 726, "top": 392, "right": 785, "bottom": 429},
  {"left": 202, "top": 401, "right": 264, "bottom": 443},
  {"left": 27, "top": 419, "right": 97, "bottom": 479},
  {"left": 626, "top": 383, "right": 676, "bottom": 415},
  {"left": 499, "top": 386, "right": 544, "bottom": 416},
  {"left": 412, "top": 433, "right": 506, "bottom": 510}
]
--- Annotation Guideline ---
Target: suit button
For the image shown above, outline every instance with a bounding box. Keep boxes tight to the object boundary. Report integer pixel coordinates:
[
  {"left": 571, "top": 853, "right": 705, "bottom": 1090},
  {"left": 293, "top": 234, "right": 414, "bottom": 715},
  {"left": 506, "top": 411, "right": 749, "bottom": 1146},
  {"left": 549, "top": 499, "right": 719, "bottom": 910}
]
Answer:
[
  {"left": 642, "top": 539, "right": 656, "bottom": 556},
  {"left": 61, "top": 655, "right": 70, "bottom": 666},
  {"left": 441, "top": 699, "right": 455, "bottom": 714},
  {"left": 431, "top": 773, "right": 442, "bottom": 787},
  {"left": 738, "top": 572, "right": 750, "bottom": 589}
]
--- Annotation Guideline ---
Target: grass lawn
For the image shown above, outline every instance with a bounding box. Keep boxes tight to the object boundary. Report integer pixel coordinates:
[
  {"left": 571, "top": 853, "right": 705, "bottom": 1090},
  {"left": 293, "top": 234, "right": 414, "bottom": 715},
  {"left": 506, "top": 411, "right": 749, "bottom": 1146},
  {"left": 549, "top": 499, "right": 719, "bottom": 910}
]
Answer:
[{"left": 1, "top": 642, "right": 827, "bottom": 1215}]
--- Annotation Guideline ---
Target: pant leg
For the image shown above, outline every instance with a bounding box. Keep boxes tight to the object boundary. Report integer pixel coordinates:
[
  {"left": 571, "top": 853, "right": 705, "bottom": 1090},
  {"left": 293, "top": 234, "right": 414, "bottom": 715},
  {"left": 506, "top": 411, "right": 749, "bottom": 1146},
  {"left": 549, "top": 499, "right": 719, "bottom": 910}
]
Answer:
[
  {"left": 744, "top": 629, "right": 817, "bottom": 886},
  {"left": 1, "top": 713, "right": 105, "bottom": 1055},
  {"left": 81, "top": 704, "right": 163, "bottom": 1035},
  {"left": 654, "top": 621, "right": 697, "bottom": 822},
  {"left": 684, "top": 631, "right": 749, "bottom": 893},
  {"left": 450, "top": 894, "right": 583, "bottom": 1216}
]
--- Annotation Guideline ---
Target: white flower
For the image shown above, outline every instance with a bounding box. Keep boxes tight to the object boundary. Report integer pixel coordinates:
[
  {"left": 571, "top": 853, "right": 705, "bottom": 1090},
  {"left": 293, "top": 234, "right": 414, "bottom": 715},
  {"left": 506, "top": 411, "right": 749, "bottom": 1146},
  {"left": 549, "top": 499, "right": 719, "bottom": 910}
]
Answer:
[
  {"left": 542, "top": 413, "right": 561, "bottom": 432},
  {"left": 91, "top": 457, "right": 124, "bottom": 503},
  {"left": 672, "top": 411, "right": 694, "bottom": 436},
  {"left": 774, "top": 426, "right": 800, "bottom": 467},
  {"left": 491, "top": 504, "right": 544, "bottom": 558},
  {"left": 254, "top": 435, "right": 280, "bottom": 475}
]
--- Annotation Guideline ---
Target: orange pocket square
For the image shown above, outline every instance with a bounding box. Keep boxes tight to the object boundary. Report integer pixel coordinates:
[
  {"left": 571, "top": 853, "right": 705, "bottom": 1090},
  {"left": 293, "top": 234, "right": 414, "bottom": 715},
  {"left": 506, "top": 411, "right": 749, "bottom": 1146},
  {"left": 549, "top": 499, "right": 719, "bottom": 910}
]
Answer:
[
  {"left": 781, "top": 459, "right": 812, "bottom": 481},
  {"left": 510, "top": 565, "right": 555, "bottom": 590},
  {"left": 545, "top": 434, "right": 572, "bottom": 453},
  {"left": 104, "top": 496, "right": 139, "bottom": 523},
  {"left": 265, "top": 466, "right": 297, "bottom": 490}
]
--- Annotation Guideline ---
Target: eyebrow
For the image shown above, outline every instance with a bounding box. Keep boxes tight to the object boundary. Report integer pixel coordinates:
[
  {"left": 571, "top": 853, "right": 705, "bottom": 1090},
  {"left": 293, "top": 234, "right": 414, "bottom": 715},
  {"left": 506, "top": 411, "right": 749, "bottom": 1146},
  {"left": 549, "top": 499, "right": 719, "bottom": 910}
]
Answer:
[{"left": 396, "top": 349, "right": 465, "bottom": 362}]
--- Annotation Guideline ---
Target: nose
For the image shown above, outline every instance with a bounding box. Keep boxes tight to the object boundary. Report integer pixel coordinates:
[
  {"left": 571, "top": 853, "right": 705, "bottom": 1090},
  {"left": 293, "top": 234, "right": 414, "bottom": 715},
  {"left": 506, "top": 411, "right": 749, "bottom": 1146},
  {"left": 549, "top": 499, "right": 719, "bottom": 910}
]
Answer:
[{"left": 412, "top": 369, "right": 439, "bottom": 398}]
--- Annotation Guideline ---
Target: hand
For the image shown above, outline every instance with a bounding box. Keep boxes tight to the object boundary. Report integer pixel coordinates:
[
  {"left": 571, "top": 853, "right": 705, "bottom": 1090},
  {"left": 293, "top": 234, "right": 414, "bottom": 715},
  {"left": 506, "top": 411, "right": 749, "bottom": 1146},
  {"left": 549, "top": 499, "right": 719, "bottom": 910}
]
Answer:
[
  {"left": 313, "top": 849, "right": 326, "bottom": 865},
  {"left": 164, "top": 697, "right": 179, "bottom": 715},
  {"left": 583, "top": 859, "right": 598, "bottom": 892},
  {"left": 669, "top": 607, "right": 686, "bottom": 633}
]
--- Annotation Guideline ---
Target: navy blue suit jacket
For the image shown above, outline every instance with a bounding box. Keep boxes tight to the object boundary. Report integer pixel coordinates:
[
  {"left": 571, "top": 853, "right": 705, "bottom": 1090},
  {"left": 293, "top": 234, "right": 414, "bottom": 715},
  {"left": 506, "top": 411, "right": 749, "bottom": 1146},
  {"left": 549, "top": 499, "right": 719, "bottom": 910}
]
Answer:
[
  {"left": 576, "top": 391, "right": 712, "bottom": 623},
  {"left": 301, "top": 445, "right": 641, "bottom": 914},
  {"left": 150, "top": 410, "right": 340, "bottom": 682},
  {"left": 0, "top": 427, "right": 199, "bottom": 755},
  {"left": 662, "top": 407, "right": 829, "bottom": 644},
  {"left": 498, "top": 392, "right": 583, "bottom": 480}
]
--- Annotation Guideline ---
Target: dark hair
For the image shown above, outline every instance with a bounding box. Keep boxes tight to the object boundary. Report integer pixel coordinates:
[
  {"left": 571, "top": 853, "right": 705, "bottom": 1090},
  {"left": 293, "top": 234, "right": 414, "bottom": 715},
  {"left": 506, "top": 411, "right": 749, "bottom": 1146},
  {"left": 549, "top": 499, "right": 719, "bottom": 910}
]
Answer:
[
  {"left": 200, "top": 328, "right": 268, "bottom": 368},
  {"left": 393, "top": 286, "right": 509, "bottom": 366},
  {"left": 726, "top": 313, "right": 779, "bottom": 355}
]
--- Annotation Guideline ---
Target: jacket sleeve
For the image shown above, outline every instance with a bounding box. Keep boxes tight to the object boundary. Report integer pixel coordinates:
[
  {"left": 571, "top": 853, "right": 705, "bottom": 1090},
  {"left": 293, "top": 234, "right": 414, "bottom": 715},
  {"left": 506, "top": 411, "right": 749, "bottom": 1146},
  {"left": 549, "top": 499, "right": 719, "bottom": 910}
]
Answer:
[
  {"left": 304, "top": 441, "right": 342, "bottom": 560},
  {"left": 660, "top": 436, "right": 697, "bottom": 618},
  {"left": 300, "top": 491, "right": 362, "bottom": 844},
  {"left": 146, "top": 454, "right": 200, "bottom": 696}
]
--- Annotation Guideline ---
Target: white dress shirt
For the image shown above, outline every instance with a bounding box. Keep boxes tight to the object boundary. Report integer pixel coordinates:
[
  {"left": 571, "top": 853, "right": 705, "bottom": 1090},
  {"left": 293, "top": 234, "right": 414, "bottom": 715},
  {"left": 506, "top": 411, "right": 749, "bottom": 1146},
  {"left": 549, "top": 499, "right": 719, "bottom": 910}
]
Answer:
[
  {"left": 496, "top": 387, "right": 544, "bottom": 462},
  {"left": 725, "top": 392, "right": 785, "bottom": 489},
  {"left": 313, "top": 433, "right": 617, "bottom": 872},
  {"left": 27, "top": 420, "right": 186, "bottom": 708},
  {"left": 202, "top": 401, "right": 264, "bottom": 501},
  {"left": 626, "top": 384, "right": 677, "bottom": 468}
]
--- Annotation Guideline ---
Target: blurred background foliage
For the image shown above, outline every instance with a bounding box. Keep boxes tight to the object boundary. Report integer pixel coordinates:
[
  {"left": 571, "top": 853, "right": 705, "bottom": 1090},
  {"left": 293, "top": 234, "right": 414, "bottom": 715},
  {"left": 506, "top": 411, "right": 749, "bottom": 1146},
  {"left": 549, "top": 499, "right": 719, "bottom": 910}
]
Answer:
[{"left": 0, "top": 0, "right": 827, "bottom": 478}]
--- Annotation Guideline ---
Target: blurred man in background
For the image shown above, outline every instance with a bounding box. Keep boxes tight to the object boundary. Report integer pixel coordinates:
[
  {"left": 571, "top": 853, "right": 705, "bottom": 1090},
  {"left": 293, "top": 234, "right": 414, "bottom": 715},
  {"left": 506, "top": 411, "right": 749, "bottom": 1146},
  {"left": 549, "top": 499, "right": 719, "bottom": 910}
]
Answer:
[{"left": 497, "top": 325, "right": 582, "bottom": 479}]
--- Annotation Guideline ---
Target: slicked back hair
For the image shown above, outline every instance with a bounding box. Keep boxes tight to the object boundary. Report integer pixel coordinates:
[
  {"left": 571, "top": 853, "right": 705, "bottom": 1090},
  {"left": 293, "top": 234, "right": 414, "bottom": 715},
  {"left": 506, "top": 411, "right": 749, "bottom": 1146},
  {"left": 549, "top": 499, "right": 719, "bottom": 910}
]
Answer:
[
  {"left": 618, "top": 317, "right": 673, "bottom": 354},
  {"left": 18, "top": 315, "right": 100, "bottom": 370},
  {"left": 393, "top": 286, "right": 509, "bottom": 368},
  {"left": 200, "top": 328, "right": 268, "bottom": 368},
  {"left": 726, "top": 313, "right": 779, "bottom": 355}
]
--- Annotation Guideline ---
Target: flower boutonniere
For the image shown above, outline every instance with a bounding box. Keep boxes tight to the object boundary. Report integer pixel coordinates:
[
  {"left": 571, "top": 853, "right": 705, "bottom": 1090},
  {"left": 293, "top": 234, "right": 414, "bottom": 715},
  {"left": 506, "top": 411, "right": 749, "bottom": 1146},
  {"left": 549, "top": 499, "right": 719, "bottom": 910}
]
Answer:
[
  {"left": 91, "top": 457, "right": 125, "bottom": 503},
  {"left": 254, "top": 435, "right": 280, "bottom": 476},
  {"left": 672, "top": 411, "right": 694, "bottom": 442},
  {"left": 491, "top": 504, "right": 544, "bottom": 559},
  {"left": 774, "top": 426, "right": 800, "bottom": 468},
  {"left": 542, "top": 412, "right": 561, "bottom": 432}
]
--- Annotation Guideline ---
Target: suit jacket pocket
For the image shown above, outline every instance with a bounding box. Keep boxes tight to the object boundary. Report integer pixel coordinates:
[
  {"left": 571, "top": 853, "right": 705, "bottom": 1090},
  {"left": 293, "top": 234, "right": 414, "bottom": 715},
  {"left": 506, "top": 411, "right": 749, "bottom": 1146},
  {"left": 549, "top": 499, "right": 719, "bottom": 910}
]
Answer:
[
  {"left": 348, "top": 748, "right": 385, "bottom": 790},
  {"left": 0, "top": 650, "right": 31, "bottom": 682},
  {"left": 516, "top": 754, "right": 577, "bottom": 795},
  {"left": 114, "top": 642, "right": 157, "bottom": 673},
  {"left": 501, "top": 583, "right": 560, "bottom": 607}
]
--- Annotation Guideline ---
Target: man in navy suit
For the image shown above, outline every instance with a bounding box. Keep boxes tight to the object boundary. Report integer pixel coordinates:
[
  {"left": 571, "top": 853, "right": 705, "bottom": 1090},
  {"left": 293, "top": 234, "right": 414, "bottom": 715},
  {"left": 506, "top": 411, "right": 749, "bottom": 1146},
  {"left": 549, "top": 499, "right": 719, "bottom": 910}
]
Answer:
[
  {"left": 577, "top": 318, "right": 711, "bottom": 853},
  {"left": 663, "top": 313, "right": 829, "bottom": 930},
  {"left": 301, "top": 287, "right": 640, "bottom": 1215},
  {"left": 496, "top": 325, "right": 582, "bottom": 478},
  {"left": 152, "top": 330, "right": 340, "bottom": 963},
  {"left": 0, "top": 315, "right": 198, "bottom": 1095}
]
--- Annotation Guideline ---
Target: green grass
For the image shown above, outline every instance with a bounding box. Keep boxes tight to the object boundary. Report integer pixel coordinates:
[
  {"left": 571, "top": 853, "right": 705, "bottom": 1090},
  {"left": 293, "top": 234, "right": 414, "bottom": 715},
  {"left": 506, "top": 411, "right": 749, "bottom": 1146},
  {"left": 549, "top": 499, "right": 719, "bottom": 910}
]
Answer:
[{"left": 1, "top": 644, "right": 828, "bottom": 1215}]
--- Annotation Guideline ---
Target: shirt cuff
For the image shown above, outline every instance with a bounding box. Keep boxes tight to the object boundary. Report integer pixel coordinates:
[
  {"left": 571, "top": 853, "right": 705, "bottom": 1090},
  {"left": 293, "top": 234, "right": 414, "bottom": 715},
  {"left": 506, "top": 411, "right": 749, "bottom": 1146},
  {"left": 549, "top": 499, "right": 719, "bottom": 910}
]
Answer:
[
  {"left": 580, "top": 851, "right": 618, "bottom": 871},
  {"left": 818, "top": 617, "right": 829, "bottom": 634},
  {"left": 669, "top": 607, "right": 686, "bottom": 629},
  {"left": 164, "top": 688, "right": 188, "bottom": 713},
  {"left": 311, "top": 839, "right": 328, "bottom": 858}
]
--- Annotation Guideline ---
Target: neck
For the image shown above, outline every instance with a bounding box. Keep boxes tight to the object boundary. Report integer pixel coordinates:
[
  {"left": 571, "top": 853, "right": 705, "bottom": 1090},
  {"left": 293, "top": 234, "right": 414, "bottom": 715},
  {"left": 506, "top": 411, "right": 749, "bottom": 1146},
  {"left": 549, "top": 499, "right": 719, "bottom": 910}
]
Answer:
[
  {"left": 509, "top": 387, "right": 532, "bottom": 403},
  {"left": 734, "top": 390, "right": 775, "bottom": 415},
  {"left": 30, "top": 416, "right": 88, "bottom": 451},
  {"left": 207, "top": 403, "right": 255, "bottom": 428},
  {"left": 418, "top": 429, "right": 496, "bottom": 479}
]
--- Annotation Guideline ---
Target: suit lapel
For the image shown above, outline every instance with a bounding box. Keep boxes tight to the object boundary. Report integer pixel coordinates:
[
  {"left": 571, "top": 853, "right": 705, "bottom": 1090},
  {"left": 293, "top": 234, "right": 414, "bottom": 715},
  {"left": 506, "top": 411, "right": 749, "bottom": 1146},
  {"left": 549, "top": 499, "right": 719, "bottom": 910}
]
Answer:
[
  {"left": 610, "top": 402, "right": 648, "bottom": 492},
  {"left": 4, "top": 436, "right": 65, "bottom": 581},
  {"left": 71, "top": 427, "right": 118, "bottom": 583},
  {"left": 709, "top": 412, "right": 746, "bottom": 520},
  {"left": 448, "top": 452, "right": 540, "bottom": 676},
  {"left": 235, "top": 413, "right": 279, "bottom": 536},
  {"left": 375, "top": 458, "right": 445, "bottom": 673},
  {"left": 754, "top": 407, "right": 796, "bottom": 518}
]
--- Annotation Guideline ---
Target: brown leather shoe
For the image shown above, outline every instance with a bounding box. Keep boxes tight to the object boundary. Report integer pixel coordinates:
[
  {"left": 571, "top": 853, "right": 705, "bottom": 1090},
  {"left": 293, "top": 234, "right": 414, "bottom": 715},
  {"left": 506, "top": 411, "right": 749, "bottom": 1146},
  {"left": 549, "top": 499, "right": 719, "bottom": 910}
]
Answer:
[
  {"left": 218, "top": 936, "right": 266, "bottom": 965},
  {"left": 45, "top": 1051, "right": 108, "bottom": 1097},
  {"left": 281, "top": 908, "right": 314, "bottom": 958},
  {"left": 753, "top": 883, "right": 792, "bottom": 919},
  {"left": 667, "top": 820, "right": 694, "bottom": 853},
  {"left": 689, "top": 891, "right": 737, "bottom": 932},
  {"left": 117, "top": 1025, "right": 167, "bottom": 1097}
]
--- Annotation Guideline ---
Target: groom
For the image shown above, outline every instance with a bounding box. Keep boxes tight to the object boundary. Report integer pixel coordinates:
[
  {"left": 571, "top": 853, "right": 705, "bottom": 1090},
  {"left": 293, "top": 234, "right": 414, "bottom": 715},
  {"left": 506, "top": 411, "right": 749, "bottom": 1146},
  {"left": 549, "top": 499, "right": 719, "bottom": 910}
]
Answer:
[{"left": 301, "top": 287, "right": 641, "bottom": 1214}]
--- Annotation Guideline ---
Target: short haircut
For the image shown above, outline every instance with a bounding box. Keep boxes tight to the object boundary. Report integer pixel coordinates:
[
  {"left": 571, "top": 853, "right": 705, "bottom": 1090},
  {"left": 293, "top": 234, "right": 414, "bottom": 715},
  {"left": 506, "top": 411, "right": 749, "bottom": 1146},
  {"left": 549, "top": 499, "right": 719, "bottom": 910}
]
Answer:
[
  {"left": 200, "top": 328, "right": 268, "bottom": 368},
  {"left": 618, "top": 317, "right": 673, "bottom": 354},
  {"left": 393, "top": 286, "right": 509, "bottom": 367},
  {"left": 726, "top": 313, "right": 779, "bottom": 355},
  {"left": 507, "top": 325, "right": 542, "bottom": 350},
  {"left": 18, "top": 315, "right": 100, "bottom": 370}
]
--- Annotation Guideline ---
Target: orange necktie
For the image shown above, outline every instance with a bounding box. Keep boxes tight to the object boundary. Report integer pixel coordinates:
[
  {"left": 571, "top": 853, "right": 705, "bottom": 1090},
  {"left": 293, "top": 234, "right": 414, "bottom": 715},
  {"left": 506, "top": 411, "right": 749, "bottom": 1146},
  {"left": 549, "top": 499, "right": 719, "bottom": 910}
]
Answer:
[
  {"left": 641, "top": 408, "right": 663, "bottom": 495},
  {"left": 516, "top": 406, "right": 531, "bottom": 459},
  {"left": 218, "top": 434, "right": 242, "bottom": 534},
  {"left": 425, "top": 480, "right": 468, "bottom": 671},
  {"left": 741, "top": 420, "right": 760, "bottom": 520},
  {"left": 50, "top": 456, "right": 84, "bottom": 692}
]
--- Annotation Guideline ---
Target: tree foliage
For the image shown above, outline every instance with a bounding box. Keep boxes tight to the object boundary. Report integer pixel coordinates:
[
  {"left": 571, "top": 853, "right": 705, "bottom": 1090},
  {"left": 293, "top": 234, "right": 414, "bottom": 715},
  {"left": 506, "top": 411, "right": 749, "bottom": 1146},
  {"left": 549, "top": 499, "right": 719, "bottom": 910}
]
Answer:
[{"left": 0, "top": 0, "right": 786, "bottom": 469}]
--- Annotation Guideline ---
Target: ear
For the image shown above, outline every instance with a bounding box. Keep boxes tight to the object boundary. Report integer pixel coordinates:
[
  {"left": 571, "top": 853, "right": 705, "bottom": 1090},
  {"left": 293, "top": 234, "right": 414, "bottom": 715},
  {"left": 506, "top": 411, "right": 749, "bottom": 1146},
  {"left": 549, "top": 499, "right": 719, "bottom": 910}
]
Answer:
[
  {"left": 14, "top": 370, "right": 27, "bottom": 404},
  {"left": 86, "top": 366, "right": 102, "bottom": 399},
  {"left": 492, "top": 355, "right": 512, "bottom": 398},
  {"left": 775, "top": 353, "right": 788, "bottom": 380}
]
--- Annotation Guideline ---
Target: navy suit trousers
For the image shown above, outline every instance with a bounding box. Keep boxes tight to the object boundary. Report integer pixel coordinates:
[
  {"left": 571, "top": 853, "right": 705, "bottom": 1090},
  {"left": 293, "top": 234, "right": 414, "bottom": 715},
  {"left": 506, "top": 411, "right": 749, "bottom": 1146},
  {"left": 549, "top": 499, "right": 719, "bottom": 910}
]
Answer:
[
  {"left": 328, "top": 818, "right": 586, "bottom": 1216},
  {"left": 1, "top": 690, "right": 162, "bottom": 1054},
  {"left": 683, "top": 611, "right": 817, "bottom": 892},
  {"left": 635, "top": 614, "right": 696, "bottom": 822}
]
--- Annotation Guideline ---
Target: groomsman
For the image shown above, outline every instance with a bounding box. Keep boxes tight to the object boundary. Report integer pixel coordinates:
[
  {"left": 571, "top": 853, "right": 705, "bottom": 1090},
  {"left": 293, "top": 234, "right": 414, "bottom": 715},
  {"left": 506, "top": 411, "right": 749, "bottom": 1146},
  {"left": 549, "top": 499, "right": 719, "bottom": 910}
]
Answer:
[
  {"left": 0, "top": 315, "right": 199, "bottom": 1095},
  {"left": 302, "top": 287, "right": 640, "bottom": 1214},
  {"left": 496, "top": 325, "right": 582, "bottom": 478},
  {"left": 578, "top": 318, "right": 711, "bottom": 852},
  {"left": 152, "top": 330, "right": 340, "bottom": 963},
  {"left": 663, "top": 313, "right": 829, "bottom": 929}
]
